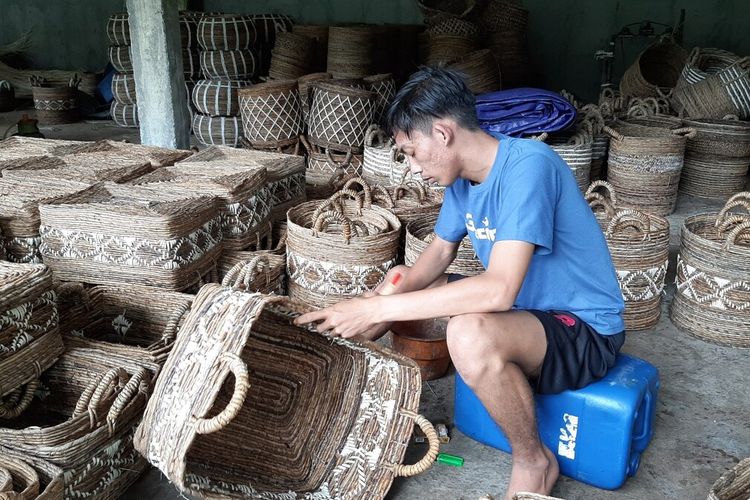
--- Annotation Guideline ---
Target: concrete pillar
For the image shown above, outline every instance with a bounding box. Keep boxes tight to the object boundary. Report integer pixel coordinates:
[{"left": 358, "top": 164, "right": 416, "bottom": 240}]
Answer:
[{"left": 126, "top": 0, "right": 191, "bottom": 149}]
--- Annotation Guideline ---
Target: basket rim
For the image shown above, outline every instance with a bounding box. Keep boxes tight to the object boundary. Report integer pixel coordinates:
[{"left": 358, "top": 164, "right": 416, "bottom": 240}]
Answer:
[
  {"left": 238, "top": 79, "right": 298, "bottom": 97},
  {"left": 312, "top": 81, "right": 374, "bottom": 99}
]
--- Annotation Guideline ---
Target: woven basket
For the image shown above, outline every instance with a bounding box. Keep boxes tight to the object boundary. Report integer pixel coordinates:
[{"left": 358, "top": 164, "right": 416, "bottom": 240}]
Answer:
[
  {"left": 197, "top": 14, "right": 256, "bottom": 50},
  {"left": 708, "top": 457, "right": 750, "bottom": 500},
  {"left": 620, "top": 39, "right": 688, "bottom": 98},
  {"left": 603, "top": 209, "right": 670, "bottom": 331},
  {"left": 192, "top": 113, "right": 242, "bottom": 147},
  {"left": 0, "top": 345, "right": 157, "bottom": 499},
  {"left": 479, "top": 0, "right": 529, "bottom": 33},
  {"left": 426, "top": 14, "right": 479, "bottom": 39},
  {"left": 57, "top": 283, "right": 193, "bottom": 366},
  {"left": 287, "top": 190, "right": 401, "bottom": 307},
  {"left": 671, "top": 193, "right": 750, "bottom": 348},
  {"left": 249, "top": 13, "right": 293, "bottom": 46},
  {"left": 417, "top": 0, "right": 477, "bottom": 20},
  {"left": 191, "top": 79, "right": 251, "bottom": 117},
  {"left": 674, "top": 47, "right": 740, "bottom": 91},
  {"left": 364, "top": 73, "right": 396, "bottom": 126},
  {"left": 200, "top": 49, "right": 257, "bottom": 80},
  {"left": 108, "top": 45, "right": 132, "bottom": 73},
  {"left": 106, "top": 13, "right": 130, "bottom": 46},
  {"left": 604, "top": 123, "right": 693, "bottom": 215},
  {"left": 301, "top": 135, "right": 364, "bottom": 199},
  {"left": 362, "top": 125, "right": 417, "bottom": 186},
  {"left": 38, "top": 182, "right": 223, "bottom": 291},
  {"left": 426, "top": 34, "right": 478, "bottom": 65},
  {"left": 179, "top": 12, "right": 201, "bottom": 49},
  {"left": 269, "top": 32, "right": 316, "bottom": 79},
  {"left": 680, "top": 118, "right": 750, "bottom": 198},
  {"left": 308, "top": 81, "right": 374, "bottom": 153},
  {"left": 298, "top": 72, "right": 332, "bottom": 124},
  {"left": 448, "top": 49, "right": 502, "bottom": 94},
  {"left": 293, "top": 25, "right": 329, "bottom": 70},
  {"left": 111, "top": 72, "right": 136, "bottom": 105},
  {"left": 0, "top": 177, "right": 91, "bottom": 264},
  {"left": 238, "top": 80, "right": 304, "bottom": 149},
  {"left": 545, "top": 134, "right": 593, "bottom": 193},
  {"left": 111, "top": 100, "right": 139, "bottom": 128},
  {"left": 134, "top": 284, "right": 437, "bottom": 498},
  {"left": 671, "top": 56, "right": 750, "bottom": 119},
  {"left": 0, "top": 450, "right": 64, "bottom": 500},
  {"left": 30, "top": 77, "right": 79, "bottom": 125},
  {"left": 64, "top": 138, "right": 192, "bottom": 167},
  {"left": 405, "top": 214, "right": 483, "bottom": 276},
  {"left": 327, "top": 26, "right": 375, "bottom": 78},
  {"left": 182, "top": 49, "right": 201, "bottom": 79},
  {"left": 219, "top": 251, "right": 285, "bottom": 294},
  {"left": 0, "top": 262, "right": 63, "bottom": 402},
  {"left": 131, "top": 162, "right": 272, "bottom": 251}
]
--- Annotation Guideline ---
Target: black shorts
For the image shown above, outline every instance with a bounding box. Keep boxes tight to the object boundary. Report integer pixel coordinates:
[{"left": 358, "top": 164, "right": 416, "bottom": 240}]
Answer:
[{"left": 447, "top": 274, "right": 625, "bottom": 395}]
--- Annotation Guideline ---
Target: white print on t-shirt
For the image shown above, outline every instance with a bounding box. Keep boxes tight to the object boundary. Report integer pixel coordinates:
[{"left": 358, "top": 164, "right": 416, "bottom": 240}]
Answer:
[
  {"left": 558, "top": 413, "right": 579, "bottom": 460},
  {"left": 465, "top": 213, "right": 496, "bottom": 242}
]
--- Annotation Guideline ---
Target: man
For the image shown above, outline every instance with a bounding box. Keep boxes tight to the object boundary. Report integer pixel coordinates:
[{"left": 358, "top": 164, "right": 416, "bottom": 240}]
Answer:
[{"left": 296, "top": 67, "right": 625, "bottom": 499}]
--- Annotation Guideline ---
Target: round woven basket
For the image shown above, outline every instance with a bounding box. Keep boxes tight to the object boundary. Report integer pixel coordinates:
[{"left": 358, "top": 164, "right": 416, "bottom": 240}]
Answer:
[
  {"left": 293, "top": 25, "right": 329, "bottom": 70},
  {"left": 111, "top": 73, "right": 137, "bottom": 105},
  {"left": 447, "top": 49, "right": 502, "bottom": 94},
  {"left": 249, "top": 13, "right": 293, "bottom": 46},
  {"left": 426, "top": 14, "right": 479, "bottom": 39},
  {"left": 31, "top": 77, "right": 79, "bottom": 125},
  {"left": 327, "top": 26, "right": 375, "bottom": 78},
  {"left": 708, "top": 457, "right": 750, "bottom": 500},
  {"left": 191, "top": 79, "right": 251, "bottom": 117},
  {"left": 238, "top": 80, "right": 304, "bottom": 149},
  {"left": 182, "top": 49, "right": 201, "bottom": 79},
  {"left": 485, "top": 31, "right": 529, "bottom": 88},
  {"left": 109, "top": 45, "right": 133, "bottom": 73},
  {"left": 479, "top": 0, "right": 529, "bottom": 33},
  {"left": 197, "top": 14, "right": 256, "bottom": 50},
  {"left": 362, "top": 125, "right": 410, "bottom": 186},
  {"left": 405, "top": 214, "right": 483, "bottom": 276},
  {"left": 546, "top": 134, "right": 593, "bottom": 193},
  {"left": 200, "top": 49, "right": 257, "bottom": 80},
  {"left": 426, "top": 34, "right": 478, "bottom": 65},
  {"left": 111, "top": 101, "right": 139, "bottom": 128},
  {"left": 308, "top": 81, "right": 374, "bottom": 153},
  {"left": 363, "top": 179, "right": 443, "bottom": 230},
  {"left": 192, "top": 113, "right": 242, "bottom": 147},
  {"left": 363, "top": 73, "right": 396, "bottom": 126},
  {"left": 106, "top": 13, "right": 130, "bottom": 46},
  {"left": 301, "top": 136, "right": 365, "bottom": 199},
  {"left": 268, "top": 53, "right": 311, "bottom": 81},
  {"left": 620, "top": 39, "right": 688, "bottom": 98},
  {"left": 287, "top": 190, "right": 401, "bottom": 307},
  {"left": 417, "top": 0, "right": 477, "bottom": 20},
  {"left": 603, "top": 209, "right": 670, "bottom": 331},
  {"left": 298, "top": 72, "right": 332, "bottom": 124},
  {"left": 671, "top": 193, "right": 750, "bottom": 348},
  {"left": 672, "top": 47, "right": 742, "bottom": 113},
  {"left": 604, "top": 123, "right": 693, "bottom": 215},
  {"left": 179, "top": 12, "right": 201, "bottom": 49},
  {"left": 269, "top": 32, "right": 316, "bottom": 80},
  {"left": 679, "top": 118, "right": 750, "bottom": 198},
  {"left": 671, "top": 55, "right": 750, "bottom": 120}
]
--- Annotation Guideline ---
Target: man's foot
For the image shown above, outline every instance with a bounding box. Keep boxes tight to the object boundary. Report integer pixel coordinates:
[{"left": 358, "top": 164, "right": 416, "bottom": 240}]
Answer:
[{"left": 504, "top": 446, "right": 559, "bottom": 500}]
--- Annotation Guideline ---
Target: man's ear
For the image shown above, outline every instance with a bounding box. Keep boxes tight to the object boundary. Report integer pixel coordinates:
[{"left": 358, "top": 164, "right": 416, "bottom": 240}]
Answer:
[{"left": 432, "top": 120, "right": 455, "bottom": 147}]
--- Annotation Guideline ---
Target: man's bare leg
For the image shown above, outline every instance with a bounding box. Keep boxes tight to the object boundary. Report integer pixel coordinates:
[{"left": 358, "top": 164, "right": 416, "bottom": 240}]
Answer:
[{"left": 447, "top": 311, "right": 559, "bottom": 499}]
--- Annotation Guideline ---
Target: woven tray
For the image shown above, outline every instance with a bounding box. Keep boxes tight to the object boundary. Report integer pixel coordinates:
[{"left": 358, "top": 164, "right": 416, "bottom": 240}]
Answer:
[
  {"left": 219, "top": 251, "right": 286, "bottom": 294},
  {"left": 38, "top": 183, "right": 223, "bottom": 291},
  {"left": 405, "top": 214, "right": 483, "bottom": 276},
  {"left": 192, "top": 79, "right": 251, "bottom": 117},
  {"left": 238, "top": 80, "right": 304, "bottom": 149},
  {"left": 131, "top": 161, "right": 272, "bottom": 250},
  {"left": 0, "top": 137, "right": 87, "bottom": 162},
  {"left": 135, "top": 284, "right": 438, "bottom": 499},
  {"left": 308, "top": 81, "right": 375, "bottom": 153},
  {"left": 192, "top": 113, "right": 243, "bottom": 147},
  {"left": 63, "top": 138, "right": 191, "bottom": 167},
  {"left": 287, "top": 190, "right": 401, "bottom": 307},
  {"left": 0, "top": 177, "right": 91, "bottom": 263},
  {"left": 2, "top": 154, "right": 153, "bottom": 184},
  {"left": 671, "top": 193, "right": 750, "bottom": 347},
  {"left": 200, "top": 49, "right": 257, "bottom": 80}
]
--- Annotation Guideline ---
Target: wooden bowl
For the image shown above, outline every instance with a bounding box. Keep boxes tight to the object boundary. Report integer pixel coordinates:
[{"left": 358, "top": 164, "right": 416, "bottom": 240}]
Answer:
[{"left": 390, "top": 318, "right": 451, "bottom": 381}]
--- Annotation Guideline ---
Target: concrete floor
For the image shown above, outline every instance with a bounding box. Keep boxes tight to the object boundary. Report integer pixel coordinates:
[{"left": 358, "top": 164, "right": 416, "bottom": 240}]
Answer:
[{"left": 3, "top": 111, "right": 748, "bottom": 499}]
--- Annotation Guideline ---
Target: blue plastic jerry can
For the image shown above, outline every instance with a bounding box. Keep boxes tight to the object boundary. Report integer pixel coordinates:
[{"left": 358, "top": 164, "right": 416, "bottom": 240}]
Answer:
[{"left": 454, "top": 354, "right": 659, "bottom": 490}]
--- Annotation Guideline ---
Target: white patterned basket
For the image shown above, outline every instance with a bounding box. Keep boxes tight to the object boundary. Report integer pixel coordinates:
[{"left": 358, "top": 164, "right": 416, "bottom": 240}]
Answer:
[
  {"left": 546, "top": 134, "right": 593, "bottom": 193},
  {"left": 192, "top": 113, "right": 242, "bottom": 147},
  {"left": 108, "top": 45, "right": 133, "bottom": 73},
  {"left": 111, "top": 100, "right": 139, "bottom": 128},
  {"left": 192, "top": 79, "right": 251, "bottom": 117},
  {"left": 362, "top": 124, "right": 410, "bottom": 185},
  {"left": 308, "top": 81, "right": 374, "bottom": 153},
  {"left": 301, "top": 135, "right": 364, "bottom": 199},
  {"left": 106, "top": 13, "right": 130, "bottom": 46},
  {"left": 363, "top": 73, "right": 396, "bottom": 126},
  {"left": 197, "top": 14, "right": 256, "bottom": 51},
  {"left": 182, "top": 49, "right": 201, "bottom": 79},
  {"left": 38, "top": 182, "right": 224, "bottom": 291},
  {"left": 238, "top": 80, "right": 304, "bottom": 149},
  {"left": 111, "top": 73, "right": 136, "bottom": 105},
  {"left": 200, "top": 49, "right": 257, "bottom": 80}
]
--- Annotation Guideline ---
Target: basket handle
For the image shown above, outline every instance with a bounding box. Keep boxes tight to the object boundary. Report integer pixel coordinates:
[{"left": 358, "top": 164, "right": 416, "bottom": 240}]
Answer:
[
  {"left": 722, "top": 220, "right": 750, "bottom": 248},
  {"left": 312, "top": 189, "right": 364, "bottom": 222},
  {"left": 716, "top": 193, "right": 750, "bottom": 226},
  {"left": 365, "top": 124, "right": 387, "bottom": 148},
  {"left": 106, "top": 368, "right": 150, "bottom": 433},
  {"left": 342, "top": 177, "right": 373, "bottom": 207},
  {"left": 72, "top": 368, "right": 127, "bottom": 420},
  {"left": 722, "top": 114, "right": 740, "bottom": 121},
  {"left": 299, "top": 134, "right": 316, "bottom": 155},
  {"left": 221, "top": 255, "right": 271, "bottom": 291},
  {"left": 585, "top": 180, "right": 618, "bottom": 207},
  {"left": 193, "top": 353, "right": 250, "bottom": 435},
  {"left": 159, "top": 302, "right": 192, "bottom": 346},
  {"left": 671, "top": 127, "right": 697, "bottom": 139},
  {"left": 394, "top": 413, "right": 440, "bottom": 477},
  {"left": 394, "top": 184, "right": 425, "bottom": 204},
  {"left": 325, "top": 148, "right": 354, "bottom": 170},
  {"left": 0, "top": 380, "right": 39, "bottom": 419},
  {"left": 313, "top": 210, "right": 353, "bottom": 242},
  {"left": 605, "top": 209, "right": 651, "bottom": 240},
  {"left": 371, "top": 185, "right": 396, "bottom": 208},
  {"left": 602, "top": 125, "right": 624, "bottom": 142},
  {"left": 391, "top": 145, "right": 408, "bottom": 166},
  {"left": 532, "top": 132, "right": 548, "bottom": 142}
]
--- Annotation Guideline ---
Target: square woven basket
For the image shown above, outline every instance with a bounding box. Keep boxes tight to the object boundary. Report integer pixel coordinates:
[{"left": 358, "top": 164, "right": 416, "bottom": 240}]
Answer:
[{"left": 135, "top": 284, "right": 439, "bottom": 499}]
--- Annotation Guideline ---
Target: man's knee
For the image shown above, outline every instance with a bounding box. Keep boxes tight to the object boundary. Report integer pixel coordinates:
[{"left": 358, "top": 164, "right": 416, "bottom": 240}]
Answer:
[{"left": 447, "top": 313, "right": 508, "bottom": 385}]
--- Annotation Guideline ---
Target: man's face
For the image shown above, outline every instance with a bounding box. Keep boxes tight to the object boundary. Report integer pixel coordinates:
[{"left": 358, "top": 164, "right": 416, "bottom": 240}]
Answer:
[{"left": 394, "top": 127, "right": 458, "bottom": 187}]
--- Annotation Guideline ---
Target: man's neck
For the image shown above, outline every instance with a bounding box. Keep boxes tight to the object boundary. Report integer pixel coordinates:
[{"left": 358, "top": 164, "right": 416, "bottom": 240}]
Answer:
[{"left": 455, "top": 130, "right": 500, "bottom": 185}]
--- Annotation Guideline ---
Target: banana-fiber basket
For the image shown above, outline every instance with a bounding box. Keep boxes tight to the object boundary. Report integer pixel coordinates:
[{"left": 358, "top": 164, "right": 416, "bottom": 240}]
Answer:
[
  {"left": 219, "top": 251, "right": 286, "bottom": 295},
  {"left": 301, "top": 134, "right": 363, "bottom": 199},
  {"left": 0, "top": 449, "right": 64, "bottom": 500},
  {"left": 405, "top": 214, "right": 483, "bottom": 277},
  {"left": 62, "top": 138, "right": 192, "bottom": 167},
  {"left": 134, "top": 284, "right": 438, "bottom": 499},
  {"left": 708, "top": 457, "right": 750, "bottom": 500},
  {"left": 238, "top": 80, "right": 304, "bottom": 150}
]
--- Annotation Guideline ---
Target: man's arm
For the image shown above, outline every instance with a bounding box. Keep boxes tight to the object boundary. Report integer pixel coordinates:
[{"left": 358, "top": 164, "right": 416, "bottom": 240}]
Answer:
[{"left": 377, "top": 234, "right": 459, "bottom": 294}]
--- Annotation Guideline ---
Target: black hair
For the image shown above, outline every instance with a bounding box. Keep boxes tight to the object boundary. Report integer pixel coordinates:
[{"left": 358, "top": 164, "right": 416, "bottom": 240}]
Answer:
[{"left": 384, "top": 66, "right": 479, "bottom": 137}]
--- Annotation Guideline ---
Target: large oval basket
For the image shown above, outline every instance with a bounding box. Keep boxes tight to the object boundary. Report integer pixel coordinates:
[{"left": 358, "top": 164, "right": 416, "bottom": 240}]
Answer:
[
  {"left": 197, "top": 14, "right": 256, "bottom": 51},
  {"left": 200, "top": 49, "right": 257, "bottom": 80},
  {"left": 191, "top": 79, "right": 251, "bottom": 117},
  {"left": 238, "top": 80, "right": 304, "bottom": 149},
  {"left": 308, "top": 81, "right": 374, "bottom": 153}
]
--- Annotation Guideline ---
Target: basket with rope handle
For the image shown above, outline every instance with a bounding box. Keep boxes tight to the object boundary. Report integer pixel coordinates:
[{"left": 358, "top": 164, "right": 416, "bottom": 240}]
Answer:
[
  {"left": 405, "top": 213, "right": 483, "bottom": 277},
  {"left": 30, "top": 75, "right": 80, "bottom": 125},
  {"left": 362, "top": 124, "right": 413, "bottom": 186},
  {"left": 579, "top": 104, "right": 610, "bottom": 181},
  {"left": 585, "top": 179, "right": 618, "bottom": 229},
  {"left": 301, "top": 135, "right": 364, "bottom": 199},
  {"left": 0, "top": 451, "right": 64, "bottom": 499},
  {"left": 671, "top": 56, "right": 750, "bottom": 120},
  {"left": 219, "top": 251, "right": 285, "bottom": 295},
  {"left": 605, "top": 208, "right": 670, "bottom": 331},
  {"left": 671, "top": 192, "right": 750, "bottom": 348},
  {"left": 134, "top": 283, "right": 439, "bottom": 499}
]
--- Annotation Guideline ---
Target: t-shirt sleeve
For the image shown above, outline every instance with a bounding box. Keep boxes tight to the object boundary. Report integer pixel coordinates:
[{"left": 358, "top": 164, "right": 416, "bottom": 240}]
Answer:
[
  {"left": 494, "top": 153, "right": 558, "bottom": 254},
  {"left": 434, "top": 184, "right": 468, "bottom": 242}
]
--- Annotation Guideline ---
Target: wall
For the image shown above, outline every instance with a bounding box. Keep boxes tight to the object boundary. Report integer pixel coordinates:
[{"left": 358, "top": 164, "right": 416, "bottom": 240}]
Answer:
[{"left": 0, "top": 0, "right": 748, "bottom": 103}]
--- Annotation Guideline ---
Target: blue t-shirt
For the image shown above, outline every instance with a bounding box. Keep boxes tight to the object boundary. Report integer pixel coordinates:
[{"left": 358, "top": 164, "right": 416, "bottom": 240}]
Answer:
[{"left": 434, "top": 134, "right": 625, "bottom": 335}]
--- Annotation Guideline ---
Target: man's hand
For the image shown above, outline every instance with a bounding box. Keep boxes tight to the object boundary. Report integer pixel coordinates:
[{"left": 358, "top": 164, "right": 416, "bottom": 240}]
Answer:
[{"left": 294, "top": 295, "right": 390, "bottom": 341}]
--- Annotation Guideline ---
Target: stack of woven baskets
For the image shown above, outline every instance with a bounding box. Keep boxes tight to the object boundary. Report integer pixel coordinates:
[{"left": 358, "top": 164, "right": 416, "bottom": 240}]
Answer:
[
  {"left": 269, "top": 32, "right": 317, "bottom": 80},
  {"left": 293, "top": 25, "right": 329, "bottom": 71},
  {"left": 447, "top": 49, "right": 502, "bottom": 94},
  {"left": 249, "top": 13, "right": 294, "bottom": 76},
  {"left": 327, "top": 26, "right": 375, "bottom": 78},
  {"left": 107, "top": 13, "right": 139, "bottom": 128},
  {"left": 480, "top": 0, "right": 531, "bottom": 88},
  {"left": 180, "top": 10, "right": 204, "bottom": 117},
  {"left": 193, "top": 14, "right": 259, "bottom": 146}
]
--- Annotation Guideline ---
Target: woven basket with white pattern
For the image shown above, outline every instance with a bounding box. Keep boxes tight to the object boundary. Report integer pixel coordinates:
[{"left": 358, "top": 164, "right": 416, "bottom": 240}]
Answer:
[{"left": 238, "top": 80, "right": 304, "bottom": 149}]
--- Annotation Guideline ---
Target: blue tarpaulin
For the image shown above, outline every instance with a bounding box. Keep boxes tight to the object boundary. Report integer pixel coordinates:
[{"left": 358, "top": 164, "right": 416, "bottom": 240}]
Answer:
[{"left": 475, "top": 88, "right": 577, "bottom": 137}]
